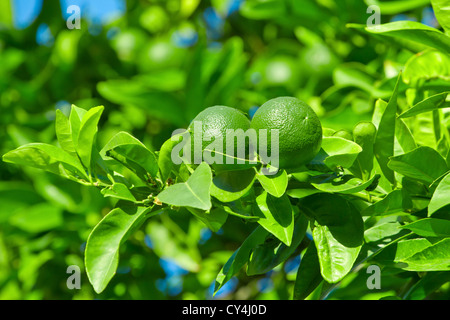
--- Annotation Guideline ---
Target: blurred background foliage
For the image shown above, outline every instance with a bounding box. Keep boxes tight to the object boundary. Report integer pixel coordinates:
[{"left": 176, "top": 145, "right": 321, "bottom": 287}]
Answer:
[{"left": 0, "top": 0, "right": 444, "bottom": 299}]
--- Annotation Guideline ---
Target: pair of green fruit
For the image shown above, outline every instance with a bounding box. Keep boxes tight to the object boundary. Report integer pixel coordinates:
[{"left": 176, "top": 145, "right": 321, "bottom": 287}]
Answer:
[{"left": 188, "top": 97, "right": 323, "bottom": 171}]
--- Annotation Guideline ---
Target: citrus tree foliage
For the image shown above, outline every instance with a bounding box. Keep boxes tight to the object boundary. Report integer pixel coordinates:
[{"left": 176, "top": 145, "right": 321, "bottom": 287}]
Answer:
[{"left": 1, "top": 0, "right": 450, "bottom": 300}]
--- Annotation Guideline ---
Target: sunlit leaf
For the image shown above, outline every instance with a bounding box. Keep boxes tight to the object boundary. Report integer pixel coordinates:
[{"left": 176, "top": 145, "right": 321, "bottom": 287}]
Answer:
[
  {"left": 398, "top": 92, "right": 449, "bottom": 118},
  {"left": 77, "top": 106, "right": 104, "bottom": 173},
  {"left": 247, "top": 213, "right": 308, "bottom": 275},
  {"left": 388, "top": 146, "right": 448, "bottom": 185},
  {"left": 400, "top": 218, "right": 450, "bottom": 237},
  {"left": 403, "top": 50, "right": 450, "bottom": 85},
  {"left": 214, "top": 226, "right": 268, "bottom": 294},
  {"left": 157, "top": 162, "right": 212, "bottom": 210},
  {"left": 431, "top": 0, "right": 450, "bottom": 35},
  {"left": 210, "top": 168, "right": 256, "bottom": 203},
  {"left": 85, "top": 206, "right": 154, "bottom": 293},
  {"left": 365, "top": 21, "right": 450, "bottom": 53},
  {"left": 101, "top": 183, "right": 137, "bottom": 202},
  {"left": 428, "top": 172, "right": 450, "bottom": 216},
  {"left": 256, "top": 169, "right": 288, "bottom": 197},
  {"left": 293, "top": 242, "right": 322, "bottom": 300},
  {"left": 374, "top": 74, "right": 401, "bottom": 185},
  {"left": 321, "top": 137, "right": 362, "bottom": 169},
  {"left": 2, "top": 143, "right": 88, "bottom": 180},
  {"left": 313, "top": 223, "right": 362, "bottom": 283},
  {"left": 254, "top": 192, "right": 295, "bottom": 246}
]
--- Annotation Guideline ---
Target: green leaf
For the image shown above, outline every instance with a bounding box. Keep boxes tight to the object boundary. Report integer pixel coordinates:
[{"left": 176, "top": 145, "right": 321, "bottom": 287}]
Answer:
[
  {"left": 387, "top": 146, "right": 448, "bottom": 185},
  {"left": 393, "top": 238, "right": 435, "bottom": 262},
  {"left": 0, "top": 182, "right": 42, "bottom": 223},
  {"left": 431, "top": 0, "right": 450, "bottom": 35},
  {"left": 157, "top": 162, "right": 212, "bottom": 210},
  {"left": 293, "top": 242, "right": 322, "bottom": 300},
  {"left": 158, "top": 133, "right": 184, "bottom": 183},
  {"left": 221, "top": 198, "right": 260, "bottom": 221},
  {"left": 134, "top": 70, "right": 186, "bottom": 92},
  {"left": 398, "top": 92, "right": 449, "bottom": 118},
  {"left": 240, "top": 0, "right": 286, "bottom": 20},
  {"left": 404, "top": 271, "right": 450, "bottom": 300},
  {"left": 401, "top": 238, "right": 450, "bottom": 271},
  {"left": 371, "top": 237, "right": 430, "bottom": 265},
  {"left": 2, "top": 143, "right": 88, "bottom": 180},
  {"left": 332, "top": 64, "right": 392, "bottom": 98},
  {"left": 365, "top": 21, "right": 450, "bottom": 53},
  {"left": 291, "top": 0, "right": 331, "bottom": 21},
  {"left": 187, "top": 207, "right": 228, "bottom": 233},
  {"left": 247, "top": 213, "right": 308, "bottom": 275},
  {"left": 400, "top": 218, "right": 450, "bottom": 237},
  {"left": 313, "top": 224, "right": 362, "bottom": 283},
  {"left": 77, "top": 106, "right": 104, "bottom": 173},
  {"left": 0, "top": 1, "right": 13, "bottom": 28},
  {"left": 203, "top": 37, "right": 248, "bottom": 108},
  {"left": 55, "top": 109, "right": 76, "bottom": 154},
  {"left": 373, "top": 74, "right": 401, "bottom": 185},
  {"left": 254, "top": 192, "right": 295, "bottom": 246},
  {"left": 362, "top": 189, "right": 411, "bottom": 216},
  {"left": 408, "top": 112, "right": 439, "bottom": 152},
  {"left": 101, "top": 131, "right": 148, "bottom": 157},
  {"left": 300, "top": 193, "right": 364, "bottom": 247},
  {"left": 395, "top": 117, "right": 417, "bottom": 154},
  {"left": 372, "top": 98, "right": 387, "bottom": 128},
  {"left": 101, "top": 183, "right": 137, "bottom": 202},
  {"left": 364, "top": 221, "right": 403, "bottom": 243},
  {"left": 97, "top": 80, "right": 186, "bottom": 127},
  {"left": 102, "top": 131, "right": 159, "bottom": 179},
  {"left": 403, "top": 50, "right": 450, "bottom": 86},
  {"left": 146, "top": 221, "right": 200, "bottom": 272},
  {"left": 184, "top": 44, "right": 206, "bottom": 120},
  {"left": 366, "top": 0, "right": 432, "bottom": 15},
  {"left": 69, "top": 105, "right": 87, "bottom": 151},
  {"left": 210, "top": 168, "right": 256, "bottom": 203},
  {"left": 321, "top": 137, "right": 362, "bottom": 169},
  {"left": 256, "top": 169, "right": 288, "bottom": 197},
  {"left": 10, "top": 203, "right": 63, "bottom": 233},
  {"left": 311, "top": 174, "right": 380, "bottom": 194},
  {"left": 180, "top": 0, "right": 201, "bottom": 17},
  {"left": 428, "top": 172, "right": 450, "bottom": 216},
  {"left": 105, "top": 149, "right": 150, "bottom": 183},
  {"left": 286, "top": 188, "right": 322, "bottom": 199},
  {"left": 85, "top": 205, "right": 153, "bottom": 293},
  {"left": 214, "top": 226, "right": 268, "bottom": 294}
]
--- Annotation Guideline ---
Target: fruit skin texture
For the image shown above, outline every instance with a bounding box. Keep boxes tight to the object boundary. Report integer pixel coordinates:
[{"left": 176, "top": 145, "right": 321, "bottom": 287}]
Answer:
[
  {"left": 188, "top": 106, "right": 251, "bottom": 168},
  {"left": 250, "top": 97, "right": 322, "bottom": 169}
]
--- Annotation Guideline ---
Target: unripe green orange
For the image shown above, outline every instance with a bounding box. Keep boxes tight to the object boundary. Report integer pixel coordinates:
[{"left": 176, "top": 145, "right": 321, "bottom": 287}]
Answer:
[
  {"left": 250, "top": 97, "right": 322, "bottom": 169},
  {"left": 188, "top": 106, "right": 252, "bottom": 171}
]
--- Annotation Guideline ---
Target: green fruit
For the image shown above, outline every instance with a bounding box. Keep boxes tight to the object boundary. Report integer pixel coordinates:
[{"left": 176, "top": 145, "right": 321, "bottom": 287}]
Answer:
[
  {"left": 111, "top": 29, "right": 147, "bottom": 62},
  {"left": 264, "top": 56, "right": 298, "bottom": 86},
  {"left": 250, "top": 97, "right": 322, "bottom": 169},
  {"left": 353, "top": 121, "right": 376, "bottom": 138},
  {"left": 300, "top": 43, "right": 338, "bottom": 77},
  {"left": 188, "top": 106, "right": 252, "bottom": 170},
  {"left": 352, "top": 121, "right": 377, "bottom": 179},
  {"left": 139, "top": 6, "right": 169, "bottom": 33},
  {"left": 139, "top": 37, "right": 185, "bottom": 72}
]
